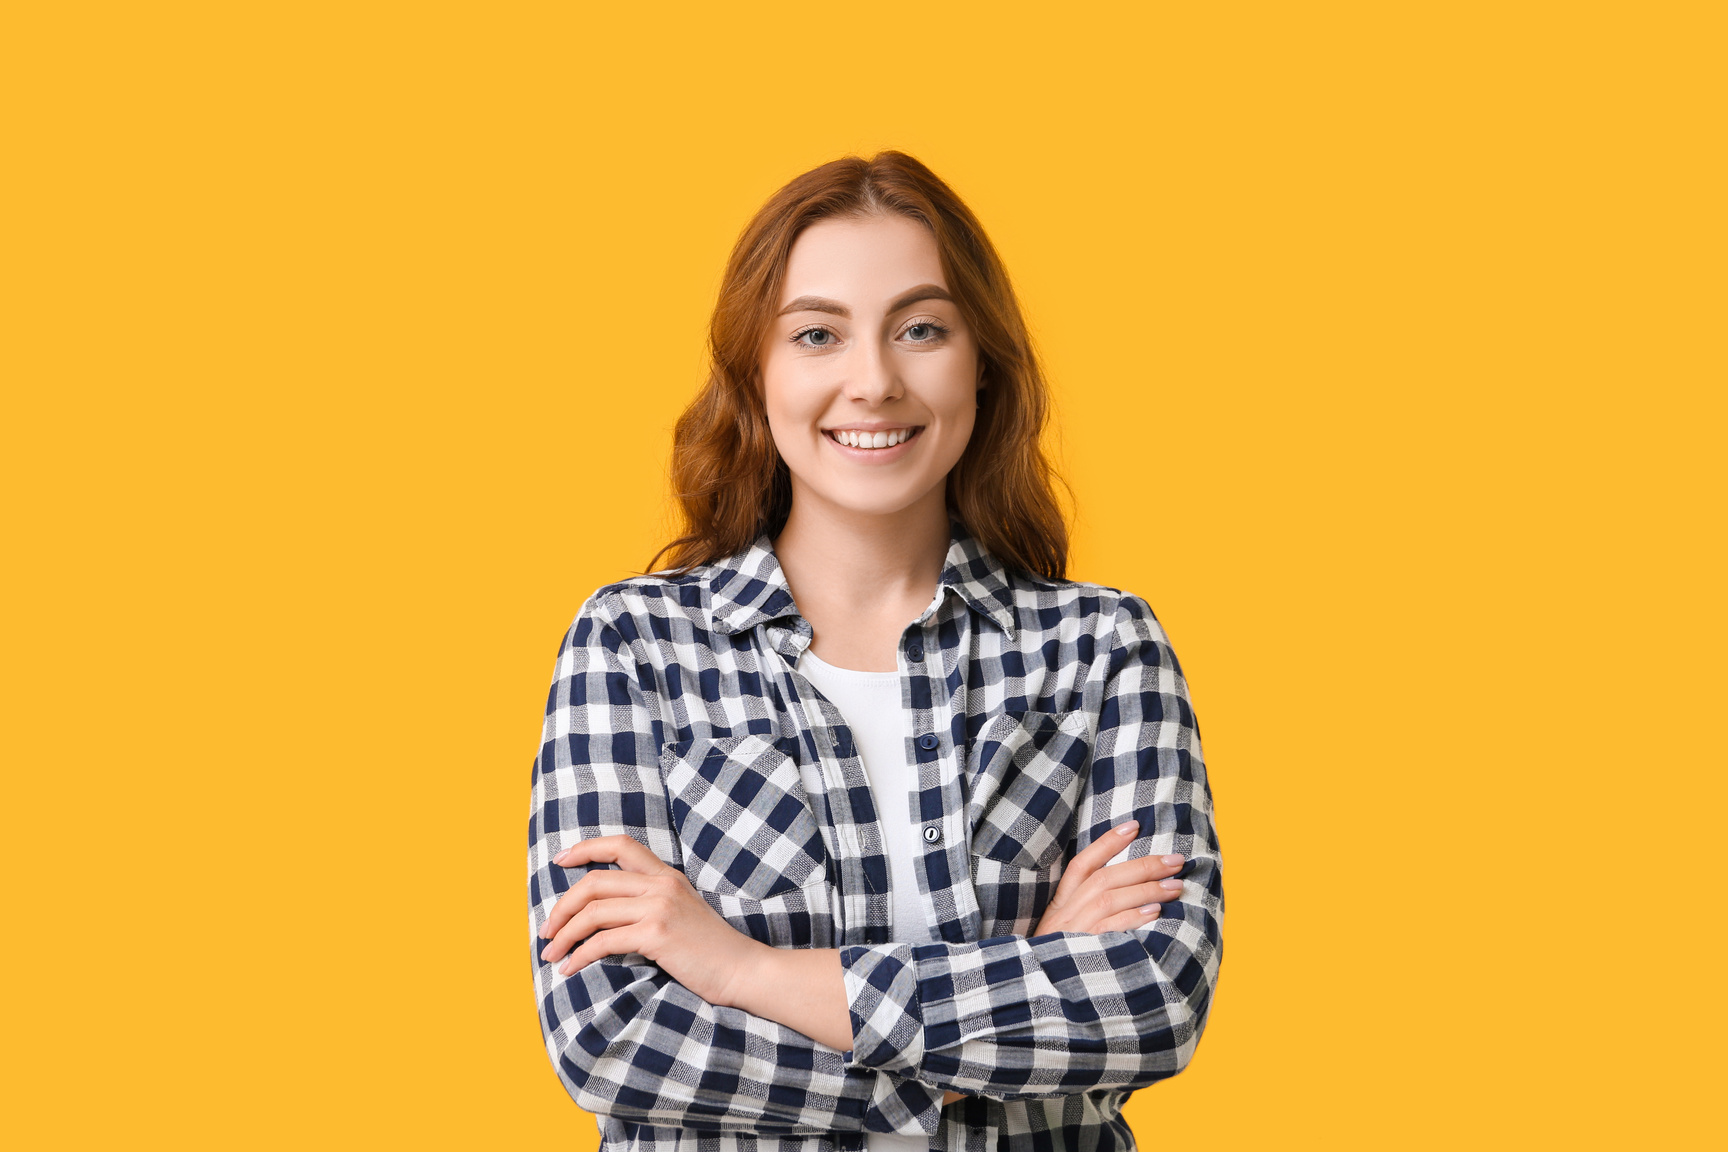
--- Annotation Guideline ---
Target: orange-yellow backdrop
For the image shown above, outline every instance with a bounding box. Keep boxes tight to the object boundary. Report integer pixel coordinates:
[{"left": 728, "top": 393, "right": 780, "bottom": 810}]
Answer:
[{"left": 5, "top": 3, "right": 1721, "bottom": 1148}]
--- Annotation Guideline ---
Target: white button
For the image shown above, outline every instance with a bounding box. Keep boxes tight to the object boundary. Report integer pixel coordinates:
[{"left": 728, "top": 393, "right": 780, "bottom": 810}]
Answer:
[{"left": 923, "top": 826, "right": 941, "bottom": 843}]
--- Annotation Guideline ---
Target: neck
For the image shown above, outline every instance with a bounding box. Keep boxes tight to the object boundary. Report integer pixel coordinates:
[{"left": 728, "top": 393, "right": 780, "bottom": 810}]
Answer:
[{"left": 772, "top": 486, "right": 952, "bottom": 621}]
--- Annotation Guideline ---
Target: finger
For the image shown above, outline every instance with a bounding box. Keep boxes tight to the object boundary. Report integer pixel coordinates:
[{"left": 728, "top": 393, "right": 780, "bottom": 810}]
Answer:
[
  {"left": 540, "top": 870, "right": 656, "bottom": 939},
  {"left": 542, "top": 895, "right": 659, "bottom": 963},
  {"left": 1063, "top": 846, "right": 1188, "bottom": 913},
  {"left": 1048, "top": 819, "right": 1141, "bottom": 910},
  {"left": 553, "top": 834, "right": 673, "bottom": 876},
  {"left": 1096, "top": 904, "right": 1163, "bottom": 933},
  {"left": 1106, "top": 847, "right": 1186, "bottom": 881},
  {"left": 557, "top": 926, "right": 637, "bottom": 977},
  {"left": 1088, "top": 876, "right": 1187, "bottom": 924},
  {"left": 1093, "top": 853, "right": 1190, "bottom": 894}
]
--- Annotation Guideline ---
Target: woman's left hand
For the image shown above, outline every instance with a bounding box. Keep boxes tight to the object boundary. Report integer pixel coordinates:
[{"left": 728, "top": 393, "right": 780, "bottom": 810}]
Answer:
[
  {"left": 1032, "top": 819, "right": 1186, "bottom": 936},
  {"left": 538, "top": 834, "right": 766, "bottom": 1009}
]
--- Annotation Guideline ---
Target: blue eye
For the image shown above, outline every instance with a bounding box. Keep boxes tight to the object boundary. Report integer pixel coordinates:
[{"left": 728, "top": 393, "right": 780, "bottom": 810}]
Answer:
[
  {"left": 792, "top": 326, "right": 836, "bottom": 348},
  {"left": 905, "top": 321, "right": 949, "bottom": 343}
]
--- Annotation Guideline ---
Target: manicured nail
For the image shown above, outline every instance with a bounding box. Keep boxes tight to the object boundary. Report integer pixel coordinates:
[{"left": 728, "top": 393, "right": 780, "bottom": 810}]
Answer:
[
  {"left": 1117, "top": 821, "right": 1139, "bottom": 837},
  {"left": 1160, "top": 878, "right": 1183, "bottom": 892},
  {"left": 1138, "top": 903, "right": 1162, "bottom": 915},
  {"left": 1161, "top": 854, "right": 1184, "bottom": 867},
  {"left": 540, "top": 945, "right": 553, "bottom": 961},
  {"left": 554, "top": 849, "right": 571, "bottom": 864}
]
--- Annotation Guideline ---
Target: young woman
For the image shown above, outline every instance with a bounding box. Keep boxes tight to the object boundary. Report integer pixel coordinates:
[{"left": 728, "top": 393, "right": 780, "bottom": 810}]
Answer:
[{"left": 527, "top": 151, "right": 1223, "bottom": 1152}]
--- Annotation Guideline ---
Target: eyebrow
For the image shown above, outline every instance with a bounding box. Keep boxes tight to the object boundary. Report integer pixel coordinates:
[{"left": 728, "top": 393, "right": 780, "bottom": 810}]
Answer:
[{"left": 776, "top": 283, "right": 955, "bottom": 319}]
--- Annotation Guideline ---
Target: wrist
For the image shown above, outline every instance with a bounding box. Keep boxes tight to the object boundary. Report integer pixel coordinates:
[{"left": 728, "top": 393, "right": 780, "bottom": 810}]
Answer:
[
  {"left": 726, "top": 946, "right": 854, "bottom": 1053},
  {"left": 713, "top": 935, "right": 776, "bottom": 1011}
]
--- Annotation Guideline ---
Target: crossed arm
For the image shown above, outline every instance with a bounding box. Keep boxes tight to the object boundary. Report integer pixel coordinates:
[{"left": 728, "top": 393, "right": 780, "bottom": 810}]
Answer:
[
  {"left": 537, "top": 823, "right": 1192, "bottom": 1105},
  {"left": 528, "top": 593, "right": 1222, "bottom": 1129}
]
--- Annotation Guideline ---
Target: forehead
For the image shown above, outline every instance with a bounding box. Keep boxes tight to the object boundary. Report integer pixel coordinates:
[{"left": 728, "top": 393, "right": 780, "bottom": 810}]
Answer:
[{"left": 779, "top": 214, "right": 948, "bottom": 304}]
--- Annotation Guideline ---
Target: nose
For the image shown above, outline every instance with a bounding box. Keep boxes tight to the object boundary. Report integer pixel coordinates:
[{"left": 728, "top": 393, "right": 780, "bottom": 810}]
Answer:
[{"left": 844, "top": 333, "right": 902, "bottom": 406}]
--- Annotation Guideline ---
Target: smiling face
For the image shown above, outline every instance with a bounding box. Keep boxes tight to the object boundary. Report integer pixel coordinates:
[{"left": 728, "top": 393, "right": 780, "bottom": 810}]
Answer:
[{"left": 759, "top": 211, "right": 981, "bottom": 524}]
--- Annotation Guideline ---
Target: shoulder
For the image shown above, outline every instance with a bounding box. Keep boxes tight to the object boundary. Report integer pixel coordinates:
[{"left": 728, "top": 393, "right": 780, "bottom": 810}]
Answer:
[
  {"left": 1005, "top": 569, "right": 1170, "bottom": 648},
  {"left": 562, "top": 567, "right": 712, "bottom": 648}
]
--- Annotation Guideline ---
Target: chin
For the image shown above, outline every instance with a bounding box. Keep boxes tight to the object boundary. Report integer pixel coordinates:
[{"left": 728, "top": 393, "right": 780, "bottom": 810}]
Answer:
[{"left": 815, "top": 481, "right": 939, "bottom": 519}]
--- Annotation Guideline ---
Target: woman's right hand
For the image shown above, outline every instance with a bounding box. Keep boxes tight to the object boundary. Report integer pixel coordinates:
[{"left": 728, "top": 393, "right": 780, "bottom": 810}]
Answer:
[{"left": 1031, "top": 819, "right": 1186, "bottom": 936}]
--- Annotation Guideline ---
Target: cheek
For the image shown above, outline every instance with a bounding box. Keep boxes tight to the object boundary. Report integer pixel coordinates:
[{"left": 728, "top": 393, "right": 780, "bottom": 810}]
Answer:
[
  {"left": 759, "top": 360, "right": 794, "bottom": 427},
  {"left": 938, "top": 407, "right": 978, "bottom": 470},
  {"left": 918, "top": 347, "right": 980, "bottom": 414},
  {"left": 760, "top": 368, "right": 822, "bottom": 458},
  {"left": 924, "top": 369, "right": 979, "bottom": 440}
]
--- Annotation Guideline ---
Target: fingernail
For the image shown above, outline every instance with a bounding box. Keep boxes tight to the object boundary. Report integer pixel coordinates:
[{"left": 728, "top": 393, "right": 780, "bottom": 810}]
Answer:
[
  {"left": 540, "top": 945, "right": 553, "bottom": 961},
  {"left": 554, "top": 849, "right": 571, "bottom": 864},
  {"left": 1138, "top": 903, "right": 1162, "bottom": 915},
  {"left": 1161, "top": 854, "right": 1184, "bottom": 867},
  {"left": 1160, "top": 878, "right": 1183, "bottom": 892},
  {"left": 1117, "top": 821, "right": 1139, "bottom": 837}
]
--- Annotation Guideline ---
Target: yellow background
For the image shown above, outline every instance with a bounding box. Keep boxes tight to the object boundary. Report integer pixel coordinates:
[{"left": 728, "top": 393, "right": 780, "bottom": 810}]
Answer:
[{"left": 5, "top": 2, "right": 1721, "bottom": 1147}]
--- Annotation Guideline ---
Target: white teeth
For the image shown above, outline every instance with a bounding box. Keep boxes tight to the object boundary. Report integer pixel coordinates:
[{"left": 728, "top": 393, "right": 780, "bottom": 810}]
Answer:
[{"left": 831, "top": 428, "right": 916, "bottom": 448}]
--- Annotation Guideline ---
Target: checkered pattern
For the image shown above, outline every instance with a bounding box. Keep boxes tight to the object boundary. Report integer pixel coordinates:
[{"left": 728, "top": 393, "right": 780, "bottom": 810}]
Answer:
[{"left": 527, "top": 521, "right": 1224, "bottom": 1151}]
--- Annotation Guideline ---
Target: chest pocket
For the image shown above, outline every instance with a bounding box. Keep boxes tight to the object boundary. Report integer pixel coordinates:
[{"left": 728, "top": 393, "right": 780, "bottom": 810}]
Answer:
[
  {"left": 966, "top": 710, "right": 1093, "bottom": 936},
  {"left": 967, "top": 709, "right": 1094, "bottom": 870},
  {"left": 658, "top": 732, "right": 832, "bottom": 901}
]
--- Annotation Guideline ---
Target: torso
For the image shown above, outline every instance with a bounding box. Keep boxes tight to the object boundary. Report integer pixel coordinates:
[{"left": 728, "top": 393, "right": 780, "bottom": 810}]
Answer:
[{"left": 794, "top": 645, "right": 942, "bottom": 1152}]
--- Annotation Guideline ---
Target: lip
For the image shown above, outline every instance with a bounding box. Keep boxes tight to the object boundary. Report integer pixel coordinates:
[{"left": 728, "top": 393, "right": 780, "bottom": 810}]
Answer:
[{"left": 822, "top": 424, "right": 924, "bottom": 461}]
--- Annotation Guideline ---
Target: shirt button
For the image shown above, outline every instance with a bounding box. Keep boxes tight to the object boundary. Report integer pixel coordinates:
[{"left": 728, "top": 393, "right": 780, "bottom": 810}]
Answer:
[
  {"left": 923, "top": 825, "right": 941, "bottom": 843},
  {"left": 908, "top": 643, "right": 924, "bottom": 661},
  {"left": 917, "top": 732, "right": 939, "bottom": 751}
]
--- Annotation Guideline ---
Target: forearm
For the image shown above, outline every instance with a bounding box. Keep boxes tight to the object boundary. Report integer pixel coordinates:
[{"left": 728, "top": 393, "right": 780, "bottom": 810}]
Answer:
[
  {"left": 729, "top": 945, "right": 852, "bottom": 1050},
  {"left": 537, "top": 943, "right": 954, "bottom": 1133},
  {"left": 838, "top": 867, "right": 1223, "bottom": 1100},
  {"left": 733, "top": 947, "right": 968, "bottom": 1106}
]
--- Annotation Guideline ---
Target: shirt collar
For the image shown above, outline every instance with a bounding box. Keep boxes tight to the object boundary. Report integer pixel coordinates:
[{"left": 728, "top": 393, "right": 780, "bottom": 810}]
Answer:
[{"left": 705, "top": 519, "right": 1019, "bottom": 640}]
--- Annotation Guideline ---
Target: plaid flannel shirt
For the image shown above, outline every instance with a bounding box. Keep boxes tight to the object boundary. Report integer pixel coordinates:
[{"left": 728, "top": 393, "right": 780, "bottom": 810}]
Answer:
[{"left": 527, "top": 521, "right": 1224, "bottom": 1151}]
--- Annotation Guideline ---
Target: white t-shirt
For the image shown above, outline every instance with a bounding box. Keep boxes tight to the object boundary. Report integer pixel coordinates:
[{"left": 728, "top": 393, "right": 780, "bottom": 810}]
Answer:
[{"left": 796, "top": 646, "right": 935, "bottom": 1152}]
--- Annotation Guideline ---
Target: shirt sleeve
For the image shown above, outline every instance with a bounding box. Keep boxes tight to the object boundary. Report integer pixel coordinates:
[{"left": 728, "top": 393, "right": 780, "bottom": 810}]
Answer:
[
  {"left": 836, "top": 592, "right": 1224, "bottom": 1099},
  {"left": 528, "top": 591, "right": 946, "bottom": 1137}
]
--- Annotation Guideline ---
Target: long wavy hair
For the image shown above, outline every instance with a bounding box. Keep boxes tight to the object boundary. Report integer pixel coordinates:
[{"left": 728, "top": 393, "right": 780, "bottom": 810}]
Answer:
[{"left": 648, "top": 150, "right": 1071, "bottom": 579}]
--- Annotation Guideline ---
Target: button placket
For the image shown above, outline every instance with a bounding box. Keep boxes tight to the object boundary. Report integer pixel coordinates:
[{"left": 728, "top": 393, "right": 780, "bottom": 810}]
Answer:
[
  {"left": 768, "top": 626, "right": 893, "bottom": 941},
  {"left": 912, "top": 612, "right": 984, "bottom": 943},
  {"left": 788, "top": 649, "right": 896, "bottom": 924},
  {"left": 818, "top": 702, "right": 867, "bottom": 858}
]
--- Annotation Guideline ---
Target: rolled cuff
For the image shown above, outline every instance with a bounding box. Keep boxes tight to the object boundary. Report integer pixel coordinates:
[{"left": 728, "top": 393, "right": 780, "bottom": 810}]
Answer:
[
  {"left": 839, "top": 943, "right": 925, "bottom": 1075},
  {"left": 863, "top": 1069, "right": 943, "bottom": 1136}
]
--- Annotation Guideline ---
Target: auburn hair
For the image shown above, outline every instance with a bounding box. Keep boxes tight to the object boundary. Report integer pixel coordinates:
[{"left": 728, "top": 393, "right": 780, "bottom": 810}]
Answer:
[{"left": 647, "top": 150, "right": 1070, "bottom": 579}]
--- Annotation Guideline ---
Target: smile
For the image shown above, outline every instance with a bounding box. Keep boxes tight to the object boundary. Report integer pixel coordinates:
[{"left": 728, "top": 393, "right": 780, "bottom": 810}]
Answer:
[{"left": 822, "top": 426, "right": 923, "bottom": 450}]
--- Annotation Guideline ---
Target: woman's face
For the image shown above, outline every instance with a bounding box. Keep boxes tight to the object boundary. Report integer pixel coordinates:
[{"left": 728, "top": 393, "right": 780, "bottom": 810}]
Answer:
[{"left": 760, "top": 212, "right": 981, "bottom": 523}]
